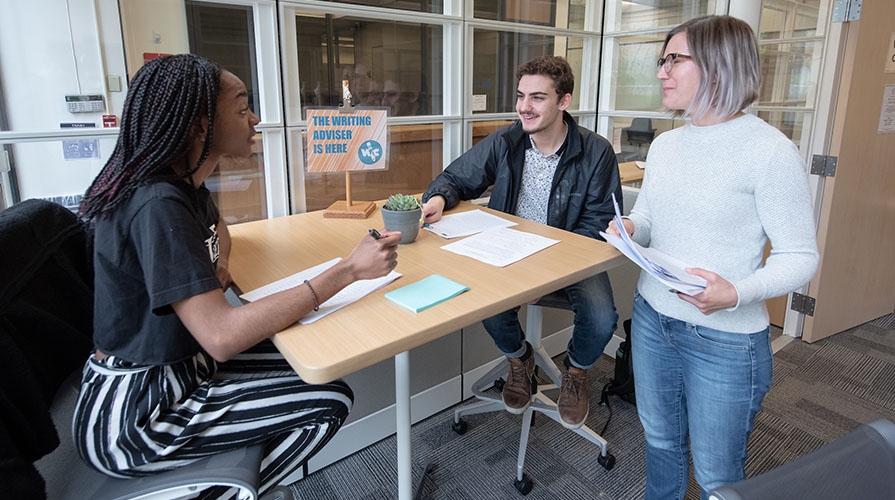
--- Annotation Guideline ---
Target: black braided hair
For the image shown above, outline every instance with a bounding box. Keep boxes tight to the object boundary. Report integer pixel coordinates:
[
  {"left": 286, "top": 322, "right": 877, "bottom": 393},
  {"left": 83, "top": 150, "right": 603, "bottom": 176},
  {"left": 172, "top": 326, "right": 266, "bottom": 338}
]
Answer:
[{"left": 79, "top": 54, "right": 221, "bottom": 220}]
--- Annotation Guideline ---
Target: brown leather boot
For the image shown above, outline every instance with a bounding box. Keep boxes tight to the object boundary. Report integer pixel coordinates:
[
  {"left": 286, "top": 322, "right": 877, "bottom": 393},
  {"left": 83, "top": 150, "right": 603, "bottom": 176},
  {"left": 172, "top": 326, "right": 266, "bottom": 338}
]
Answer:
[
  {"left": 502, "top": 354, "right": 535, "bottom": 414},
  {"left": 558, "top": 366, "right": 588, "bottom": 429}
]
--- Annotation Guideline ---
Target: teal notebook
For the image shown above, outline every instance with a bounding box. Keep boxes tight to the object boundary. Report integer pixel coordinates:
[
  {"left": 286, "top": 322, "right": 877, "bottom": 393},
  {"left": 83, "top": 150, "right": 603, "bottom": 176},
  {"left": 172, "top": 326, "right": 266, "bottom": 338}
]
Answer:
[{"left": 385, "top": 274, "right": 469, "bottom": 313}]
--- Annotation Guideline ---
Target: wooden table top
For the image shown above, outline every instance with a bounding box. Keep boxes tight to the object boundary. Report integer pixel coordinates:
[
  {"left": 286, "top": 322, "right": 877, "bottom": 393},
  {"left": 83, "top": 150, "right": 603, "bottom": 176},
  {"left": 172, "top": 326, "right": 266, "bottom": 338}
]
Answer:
[
  {"left": 618, "top": 161, "right": 645, "bottom": 184},
  {"left": 227, "top": 202, "right": 625, "bottom": 383}
]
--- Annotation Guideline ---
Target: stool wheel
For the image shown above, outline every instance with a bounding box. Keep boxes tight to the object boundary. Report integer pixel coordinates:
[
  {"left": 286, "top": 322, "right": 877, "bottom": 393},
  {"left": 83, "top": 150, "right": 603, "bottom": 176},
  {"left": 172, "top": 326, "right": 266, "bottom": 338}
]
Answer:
[
  {"left": 514, "top": 473, "right": 533, "bottom": 495},
  {"left": 452, "top": 419, "right": 468, "bottom": 435},
  {"left": 598, "top": 452, "right": 616, "bottom": 470}
]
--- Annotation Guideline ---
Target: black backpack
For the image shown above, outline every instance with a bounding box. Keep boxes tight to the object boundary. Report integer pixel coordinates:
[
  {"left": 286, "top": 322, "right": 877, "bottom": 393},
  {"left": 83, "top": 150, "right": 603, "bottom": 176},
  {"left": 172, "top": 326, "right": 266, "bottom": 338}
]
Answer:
[
  {"left": 599, "top": 319, "right": 635, "bottom": 434},
  {"left": 603, "top": 318, "right": 635, "bottom": 405}
]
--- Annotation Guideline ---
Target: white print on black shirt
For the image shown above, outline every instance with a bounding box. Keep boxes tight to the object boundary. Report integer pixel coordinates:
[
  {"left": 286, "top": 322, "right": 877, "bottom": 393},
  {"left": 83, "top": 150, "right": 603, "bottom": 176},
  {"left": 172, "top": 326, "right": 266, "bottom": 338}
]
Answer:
[{"left": 206, "top": 223, "right": 220, "bottom": 264}]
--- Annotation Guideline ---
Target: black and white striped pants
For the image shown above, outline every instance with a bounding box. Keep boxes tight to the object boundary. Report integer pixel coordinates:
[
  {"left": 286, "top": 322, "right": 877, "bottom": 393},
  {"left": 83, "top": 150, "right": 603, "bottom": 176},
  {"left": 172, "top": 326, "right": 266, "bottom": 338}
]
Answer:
[{"left": 73, "top": 340, "right": 353, "bottom": 498}]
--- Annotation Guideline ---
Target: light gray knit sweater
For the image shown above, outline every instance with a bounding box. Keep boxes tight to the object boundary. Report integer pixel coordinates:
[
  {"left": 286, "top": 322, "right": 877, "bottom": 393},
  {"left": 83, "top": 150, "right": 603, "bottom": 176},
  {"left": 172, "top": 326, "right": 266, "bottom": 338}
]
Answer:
[{"left": 627, "top": 113, "right": 819, "bottom": 333}]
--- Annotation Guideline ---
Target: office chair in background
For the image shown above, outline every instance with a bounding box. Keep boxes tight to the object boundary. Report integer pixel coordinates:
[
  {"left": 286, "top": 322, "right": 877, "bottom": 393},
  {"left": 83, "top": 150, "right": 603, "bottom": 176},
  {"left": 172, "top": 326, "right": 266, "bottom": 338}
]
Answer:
[
  {"left": 451, "top": 303, "right": 615, "bottom": 495},
  {"left": 708, "top": 418, "right": 895, "bottom": 500},
  {"left": 621, "top": 118, "right": 655, "bottom": 161},
  {"left": 0, "top": 199, "right": 290, "bottom": 500}
]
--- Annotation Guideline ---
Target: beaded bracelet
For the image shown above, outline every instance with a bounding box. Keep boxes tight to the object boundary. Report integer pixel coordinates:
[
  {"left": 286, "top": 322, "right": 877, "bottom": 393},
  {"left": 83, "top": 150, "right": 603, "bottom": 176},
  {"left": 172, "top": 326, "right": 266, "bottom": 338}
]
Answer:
[{"left": 303, "top": 279, "right": 319, "bottom": 311}]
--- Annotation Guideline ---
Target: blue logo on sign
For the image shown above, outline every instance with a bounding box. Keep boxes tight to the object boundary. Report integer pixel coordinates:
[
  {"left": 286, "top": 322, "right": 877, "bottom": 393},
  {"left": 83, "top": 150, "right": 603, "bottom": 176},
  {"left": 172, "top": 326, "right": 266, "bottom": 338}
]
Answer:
[{"left": 358, "top": 140, "right": 383, "bottom": 165}]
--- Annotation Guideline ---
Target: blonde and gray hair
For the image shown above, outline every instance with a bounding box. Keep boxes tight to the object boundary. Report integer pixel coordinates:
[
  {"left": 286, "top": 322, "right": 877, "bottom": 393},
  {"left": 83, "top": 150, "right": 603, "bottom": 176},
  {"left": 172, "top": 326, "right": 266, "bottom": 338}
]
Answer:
[{"left": 663, "top": 15, "right": 760, "bottom": 120}]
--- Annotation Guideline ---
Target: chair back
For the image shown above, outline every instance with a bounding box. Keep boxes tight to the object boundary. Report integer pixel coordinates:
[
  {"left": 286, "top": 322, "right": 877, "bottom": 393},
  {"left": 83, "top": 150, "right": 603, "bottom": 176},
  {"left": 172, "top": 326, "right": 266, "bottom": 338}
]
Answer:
[
  {"left": 0, "top": 200, "right": 94, "bottom": 497},
  {"left": 624, "top": 118, "right": 656, "bottom": 144},
  {"left": 708, "top": 419, "right": 895, "bottom": 500}
]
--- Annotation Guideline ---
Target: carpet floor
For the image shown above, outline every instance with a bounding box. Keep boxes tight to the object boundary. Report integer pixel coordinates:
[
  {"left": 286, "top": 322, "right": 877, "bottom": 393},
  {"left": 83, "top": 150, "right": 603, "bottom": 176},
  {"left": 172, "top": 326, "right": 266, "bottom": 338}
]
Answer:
[{"left": 289, "top": 313, "right": 895, "bottom": 499}]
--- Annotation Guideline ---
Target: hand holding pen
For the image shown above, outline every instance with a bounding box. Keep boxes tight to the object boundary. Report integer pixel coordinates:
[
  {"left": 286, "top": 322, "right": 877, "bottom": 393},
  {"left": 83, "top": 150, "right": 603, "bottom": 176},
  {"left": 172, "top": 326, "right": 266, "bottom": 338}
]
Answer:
[{"left": 340, "top": 228, "right": 399, "bottom": 280}]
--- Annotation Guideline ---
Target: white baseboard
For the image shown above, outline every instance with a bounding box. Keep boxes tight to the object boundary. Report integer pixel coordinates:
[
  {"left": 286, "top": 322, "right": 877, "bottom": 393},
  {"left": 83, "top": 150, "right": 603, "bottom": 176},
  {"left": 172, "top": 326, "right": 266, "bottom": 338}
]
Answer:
[{"left": 291, "top": 376, "right": 462, "bottom": 482}]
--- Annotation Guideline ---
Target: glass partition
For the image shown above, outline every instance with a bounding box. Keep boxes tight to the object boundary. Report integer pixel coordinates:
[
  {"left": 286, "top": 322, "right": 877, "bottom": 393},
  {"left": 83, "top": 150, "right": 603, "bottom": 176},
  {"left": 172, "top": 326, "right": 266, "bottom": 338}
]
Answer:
[
  {"left": 606, "top": 116, "right": 683, "bottom": 165},
  {"left": 314, "top": 0, "right": 444, "bottom": 14},
  {"left": 757, "top": 111, "right": 810, "bottom": 149},
  {"left": 610, "top": 34, "right": 665, "bottom": 112},
  {"left": 206, "top": 132, "right": 268, "bottom": 223},
  {"left": 759, "top": 0, "right": 822, "bottom": 40},
  {"left": 185, "top": 1, "right": 260, "bottom": 115},
  {"left": 603, "top": 0, "right": 716, "bottom": 33},
  {"left": 472, "top": 30, "right": 585, "bottom": 114},
  {"left": 471, "top": 119, "right": 515, "bottom": 147},
  {"left": 473, "top": 0, "right": 588, "bottom": 30},
  {"left": 754, "top": 0, "right": 825, "bottom": 157},
  {"left": 758, "top": 41, "right": 820, "bottom": 107},
  {"left": 293, "top": 14, "right": 444, "bottom": 119}
]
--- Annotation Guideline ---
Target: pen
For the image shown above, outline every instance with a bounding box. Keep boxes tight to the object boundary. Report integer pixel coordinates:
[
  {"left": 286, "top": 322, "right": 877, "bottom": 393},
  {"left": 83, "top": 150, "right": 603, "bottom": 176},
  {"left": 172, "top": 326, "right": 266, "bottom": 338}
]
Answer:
[{"left": 369, "top": 228, "right": 382, "bottom": 240}]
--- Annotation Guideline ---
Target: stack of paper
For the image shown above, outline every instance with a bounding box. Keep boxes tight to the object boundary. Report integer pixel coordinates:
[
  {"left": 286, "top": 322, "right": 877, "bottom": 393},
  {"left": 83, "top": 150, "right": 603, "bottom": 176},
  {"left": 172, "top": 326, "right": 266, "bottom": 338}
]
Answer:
[
  {"left": 599, "top": 194, "right": 706, "bottom": 296},
  {"left": 240, "top": 258, "right": 401, "bottom": 324},
  {"left": 440, "top": 226, "right": 559, "bottom": 267},
  {"left": 385, "top": 274, "right": 469, "bottom": 313},
  {"left": 424, "top": 209, "right": 516, "bottom": 238}
]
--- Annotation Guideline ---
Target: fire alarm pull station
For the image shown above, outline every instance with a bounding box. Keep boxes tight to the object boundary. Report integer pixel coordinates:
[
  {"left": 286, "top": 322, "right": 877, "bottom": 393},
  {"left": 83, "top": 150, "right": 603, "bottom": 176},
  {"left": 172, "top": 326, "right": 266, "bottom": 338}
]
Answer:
[
  {"left": 102, "top": 114, "right": 118, "bottom": 128},
  {"left": 65, "top": 94, "right": 105, "bottom": 113}
]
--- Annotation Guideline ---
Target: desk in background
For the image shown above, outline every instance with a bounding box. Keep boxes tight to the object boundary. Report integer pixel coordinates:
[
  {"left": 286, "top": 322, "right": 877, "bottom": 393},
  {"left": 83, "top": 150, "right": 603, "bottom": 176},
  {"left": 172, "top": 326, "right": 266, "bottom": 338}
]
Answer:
[
  {"left": 618, "top": 161, "right": 645, "bottom": 185},
  {"left": 227, "top": 201, "right": 626, "bottom": 499}
]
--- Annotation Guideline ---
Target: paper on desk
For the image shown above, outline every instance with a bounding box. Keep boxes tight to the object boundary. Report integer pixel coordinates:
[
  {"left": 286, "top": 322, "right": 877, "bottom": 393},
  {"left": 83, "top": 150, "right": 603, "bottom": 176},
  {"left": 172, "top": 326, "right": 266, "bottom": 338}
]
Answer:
[
  {"left": 239, "top": 257, "right": 401, "bottom": 324},
  {"left": 424, "top": 209, "right": 516, "bottom": 238},
  {"left": 598, "top": 194, "right": 706, "bottom": 296},
  {"left": 441, "top": 226, "right": 559, "bottom": 267}
]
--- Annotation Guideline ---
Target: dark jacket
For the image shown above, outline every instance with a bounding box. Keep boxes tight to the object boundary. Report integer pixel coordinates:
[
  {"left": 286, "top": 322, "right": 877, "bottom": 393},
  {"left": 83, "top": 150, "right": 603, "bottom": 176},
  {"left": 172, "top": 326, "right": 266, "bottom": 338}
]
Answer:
[
  {"left": 0, "top": 199, "right": 94, "bottom": 498},
  {"left": 423, "top": 112, "right": 622, "bottom": 240}
]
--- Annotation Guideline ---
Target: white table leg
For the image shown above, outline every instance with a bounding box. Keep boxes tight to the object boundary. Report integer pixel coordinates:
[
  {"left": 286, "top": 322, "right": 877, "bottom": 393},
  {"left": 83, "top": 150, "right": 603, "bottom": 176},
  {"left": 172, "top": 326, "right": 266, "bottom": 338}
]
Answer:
[{"left": 395, "top": 351, "right": 411, "bottom": 500}]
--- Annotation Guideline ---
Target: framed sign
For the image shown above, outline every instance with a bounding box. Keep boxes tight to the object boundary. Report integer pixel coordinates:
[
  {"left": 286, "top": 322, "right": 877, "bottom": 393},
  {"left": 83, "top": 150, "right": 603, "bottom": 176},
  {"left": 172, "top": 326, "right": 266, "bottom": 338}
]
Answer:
[{"left": 306, "top": 108, "right": 388, "bottom": 173}]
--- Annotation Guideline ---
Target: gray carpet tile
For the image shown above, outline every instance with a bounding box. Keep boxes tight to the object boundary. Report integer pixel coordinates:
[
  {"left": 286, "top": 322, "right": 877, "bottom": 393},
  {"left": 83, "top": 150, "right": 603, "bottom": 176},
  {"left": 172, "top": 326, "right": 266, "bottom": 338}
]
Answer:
[
  {"left": 290, "top": 316, "right": 895, "bottom": 499},
  {"left": 871, "top": 312, "right": 895, "bottom": 330}
]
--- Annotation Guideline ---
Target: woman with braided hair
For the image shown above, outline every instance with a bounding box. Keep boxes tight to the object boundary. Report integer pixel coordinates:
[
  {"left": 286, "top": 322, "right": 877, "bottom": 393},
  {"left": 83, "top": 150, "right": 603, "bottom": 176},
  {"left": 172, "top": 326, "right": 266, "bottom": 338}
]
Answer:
[{"left": 74, "top": 54, "right": 400, "bottom": 497}]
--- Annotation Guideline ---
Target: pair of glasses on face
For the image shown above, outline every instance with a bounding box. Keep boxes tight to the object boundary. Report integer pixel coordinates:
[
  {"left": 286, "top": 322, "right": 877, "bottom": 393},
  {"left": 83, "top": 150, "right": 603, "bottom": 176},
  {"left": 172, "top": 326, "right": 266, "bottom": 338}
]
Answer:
[{"left": 657, "top": 53, "right": 692, "bottom": 73}]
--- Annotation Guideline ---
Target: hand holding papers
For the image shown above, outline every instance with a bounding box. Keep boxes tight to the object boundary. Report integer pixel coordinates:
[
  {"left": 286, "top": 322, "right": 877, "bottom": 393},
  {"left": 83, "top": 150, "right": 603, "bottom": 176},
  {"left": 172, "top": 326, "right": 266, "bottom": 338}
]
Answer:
[
  {"left": 240, "top": 258, "right": 401, "bottom": 324},
  {"left": 599, "top": 195, "right": 706, "bottom": 296}
]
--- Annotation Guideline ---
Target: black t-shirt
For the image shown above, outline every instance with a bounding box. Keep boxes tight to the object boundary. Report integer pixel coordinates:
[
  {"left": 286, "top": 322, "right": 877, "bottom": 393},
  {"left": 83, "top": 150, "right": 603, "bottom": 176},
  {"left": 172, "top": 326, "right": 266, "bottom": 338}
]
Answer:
[{"left": 92, "top": 181, "right": 223, "bottom": 364}]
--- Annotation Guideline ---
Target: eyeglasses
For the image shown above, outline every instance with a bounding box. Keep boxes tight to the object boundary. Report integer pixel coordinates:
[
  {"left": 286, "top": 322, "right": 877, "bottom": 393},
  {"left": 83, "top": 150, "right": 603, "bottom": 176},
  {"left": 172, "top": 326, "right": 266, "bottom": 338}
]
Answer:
[{"left": 657, "top": 53, "right": 692, "bottom": 73}]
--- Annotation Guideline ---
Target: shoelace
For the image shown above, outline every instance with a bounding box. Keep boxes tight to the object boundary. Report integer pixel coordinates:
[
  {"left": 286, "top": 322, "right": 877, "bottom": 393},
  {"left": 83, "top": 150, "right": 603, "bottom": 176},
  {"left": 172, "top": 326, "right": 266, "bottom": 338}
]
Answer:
[
  {"left": 508, "top": 361, "right": 530, "bottom": 386},
  {"left": 561, "top": 372, "right": 583, "bottom": 403}
]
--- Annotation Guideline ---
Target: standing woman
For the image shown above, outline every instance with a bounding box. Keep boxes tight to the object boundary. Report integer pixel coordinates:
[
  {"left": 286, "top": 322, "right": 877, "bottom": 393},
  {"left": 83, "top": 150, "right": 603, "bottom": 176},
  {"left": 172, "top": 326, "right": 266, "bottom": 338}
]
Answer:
[
  {"left": 607, "top": 15, "right": 819, "bottom": 499},
  {"left": 74, "top": 54, "right": 400, "bottom": 497}
]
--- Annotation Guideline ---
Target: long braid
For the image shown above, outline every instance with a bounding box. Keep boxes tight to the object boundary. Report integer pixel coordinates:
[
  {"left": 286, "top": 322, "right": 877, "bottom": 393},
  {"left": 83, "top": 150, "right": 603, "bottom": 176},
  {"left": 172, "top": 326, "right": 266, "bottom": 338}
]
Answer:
[{"left": 80, "top": 54, "right": 220, "bottom": 220}]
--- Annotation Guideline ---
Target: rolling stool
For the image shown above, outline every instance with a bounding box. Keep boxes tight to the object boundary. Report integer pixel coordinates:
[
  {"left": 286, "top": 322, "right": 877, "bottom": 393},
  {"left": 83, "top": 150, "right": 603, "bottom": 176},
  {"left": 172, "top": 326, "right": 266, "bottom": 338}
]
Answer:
[{"left": 451, "top": 304, "right": 615, "bottom": 495}]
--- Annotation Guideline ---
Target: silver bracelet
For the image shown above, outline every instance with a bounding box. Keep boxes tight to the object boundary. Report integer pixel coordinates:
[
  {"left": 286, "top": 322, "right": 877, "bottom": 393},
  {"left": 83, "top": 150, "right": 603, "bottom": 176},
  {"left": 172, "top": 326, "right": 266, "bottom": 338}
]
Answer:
[{"left": 303, "top": 279, "right": 319, "bottom": 311}]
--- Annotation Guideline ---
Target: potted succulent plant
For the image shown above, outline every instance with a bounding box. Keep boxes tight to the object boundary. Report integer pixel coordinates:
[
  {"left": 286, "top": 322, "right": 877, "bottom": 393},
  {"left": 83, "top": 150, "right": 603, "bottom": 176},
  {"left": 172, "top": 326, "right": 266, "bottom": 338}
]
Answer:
[{"left": 381, "top": 193, "right": 422, "bottom": 244}]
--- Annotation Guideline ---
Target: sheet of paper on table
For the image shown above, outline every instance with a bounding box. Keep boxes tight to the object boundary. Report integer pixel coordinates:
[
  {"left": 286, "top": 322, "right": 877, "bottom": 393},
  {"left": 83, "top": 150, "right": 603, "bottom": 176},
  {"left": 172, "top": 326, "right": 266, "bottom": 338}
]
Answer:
[
  {"left": 424, "top": 209, "right": 516, "bottom": 239},
  {"left": 239, "top": 257, "right": 402, "bottom": 324},
  {"left": 440, "top": 226, "right": 560, "bottom": 267}
]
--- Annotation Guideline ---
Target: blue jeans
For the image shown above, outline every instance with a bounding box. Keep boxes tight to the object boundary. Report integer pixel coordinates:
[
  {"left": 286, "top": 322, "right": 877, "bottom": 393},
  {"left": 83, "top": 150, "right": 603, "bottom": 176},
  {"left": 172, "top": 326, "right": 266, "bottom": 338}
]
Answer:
[
  {"left": 632, "top": 293, "right": 772, "bottom": 500},
  {"left": 481, "top": 272, "right": 617, "bottom": 369}
]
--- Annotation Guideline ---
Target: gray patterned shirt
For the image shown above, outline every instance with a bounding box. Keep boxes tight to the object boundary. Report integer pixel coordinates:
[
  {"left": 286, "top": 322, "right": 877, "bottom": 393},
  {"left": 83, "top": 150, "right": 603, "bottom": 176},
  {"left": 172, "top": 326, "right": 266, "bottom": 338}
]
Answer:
[{"left": 515, "top": 134, "right": 565, "bottom": 224}]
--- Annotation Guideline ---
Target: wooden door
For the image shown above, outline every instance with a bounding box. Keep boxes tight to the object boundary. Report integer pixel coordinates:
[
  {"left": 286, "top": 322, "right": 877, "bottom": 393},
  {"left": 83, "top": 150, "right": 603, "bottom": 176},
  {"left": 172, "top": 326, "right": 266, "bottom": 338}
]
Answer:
[{"left": 802, "top": 0, "right": 895, "bottom": 342}]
